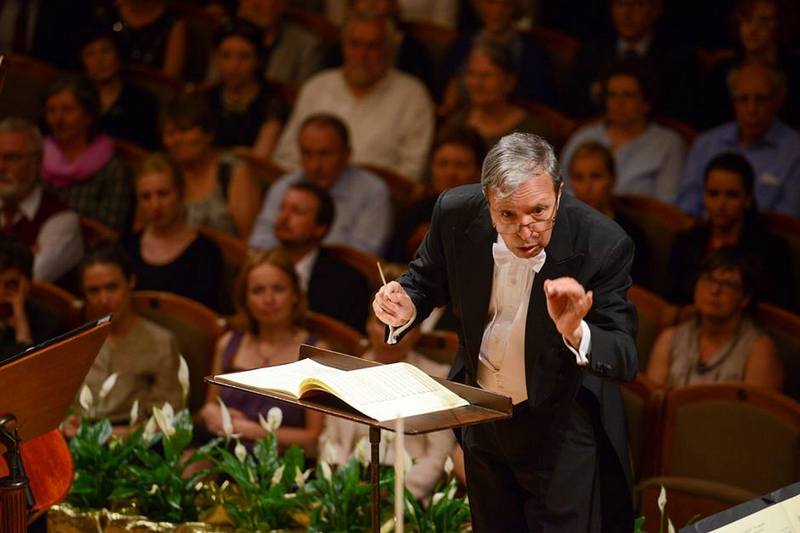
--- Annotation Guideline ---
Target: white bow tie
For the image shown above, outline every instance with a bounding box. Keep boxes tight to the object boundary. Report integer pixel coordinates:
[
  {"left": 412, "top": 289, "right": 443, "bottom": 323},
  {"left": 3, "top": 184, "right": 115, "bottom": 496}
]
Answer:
[{"left": 492, "top": 243, "right": 546, "bottom": 273}]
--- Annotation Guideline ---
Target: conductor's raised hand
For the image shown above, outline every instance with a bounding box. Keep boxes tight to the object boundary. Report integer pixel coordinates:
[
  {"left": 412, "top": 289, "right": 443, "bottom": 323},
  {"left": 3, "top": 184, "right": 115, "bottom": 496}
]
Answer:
[
  {"left": 544, "top": 277, "right": 593, "bottom": 348},
  {"left": 372, "top": 281, "right": 415, "bottom": 328}
]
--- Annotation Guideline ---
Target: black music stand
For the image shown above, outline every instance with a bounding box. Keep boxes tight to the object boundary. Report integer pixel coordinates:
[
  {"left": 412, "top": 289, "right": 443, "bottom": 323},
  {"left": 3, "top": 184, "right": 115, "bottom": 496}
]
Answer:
[{"left": 206, "top": 344, "right": 513, "bottom": 533}]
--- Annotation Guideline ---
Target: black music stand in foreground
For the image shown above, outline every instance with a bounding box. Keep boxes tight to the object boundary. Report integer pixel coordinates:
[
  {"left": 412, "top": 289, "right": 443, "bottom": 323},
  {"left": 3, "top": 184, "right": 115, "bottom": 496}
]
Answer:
[
  {"left": 206, "top": 344, "right": 513, "bottom": 533},
  {"left": 0, "top": 317, "right": 112, "bottom": 532}
]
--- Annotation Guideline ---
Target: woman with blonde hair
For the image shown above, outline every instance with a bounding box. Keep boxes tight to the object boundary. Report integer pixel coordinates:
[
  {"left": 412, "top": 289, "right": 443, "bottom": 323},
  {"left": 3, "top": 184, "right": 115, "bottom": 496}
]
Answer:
[{"left": 198, "top": 249, "right": 324, "bottom": 453}]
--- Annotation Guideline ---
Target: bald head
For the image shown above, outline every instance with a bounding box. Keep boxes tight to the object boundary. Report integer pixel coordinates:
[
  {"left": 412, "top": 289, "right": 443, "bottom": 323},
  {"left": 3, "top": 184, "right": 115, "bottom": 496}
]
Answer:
[{"left": 728, "top": 63, "right": 784, "bottom": 143}]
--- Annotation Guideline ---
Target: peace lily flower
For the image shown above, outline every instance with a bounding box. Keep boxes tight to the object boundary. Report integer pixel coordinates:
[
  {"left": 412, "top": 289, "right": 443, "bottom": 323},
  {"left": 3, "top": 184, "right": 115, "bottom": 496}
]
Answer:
[
  {"left": 431, "top": 492, "right": 444, "bottom": 506},
  {"left": 153, "top": 405, "right": 175, "bottom": 437},
  {"left": 142, "top": 415, "right": 157, "bottom": 441},
  {"left": 98, "top": 373, "right": 118, "bottom": 403},
  {"left": 319, "top": 460, "right": 332, "bottom": 482},
  {"left": 129, "top": 399, "right": 140, "bottom": 427},
  {"left": 258, "top": 413, "right": 269, "bottom": 433},
  {"left": 444, "top": 455, "right": 454, "bottom": 476},
  {"left": 234, "top": 440, "right": 247, "bottom": 464},
  {"left": 161, "top": 402, "right": 175, "bottom": 425},
  {"left": 271, "top": 464, "right": 285, "bottom": 487},
  {"left": 78, "top": 384, "right": 93, "bottom": 415},
  {"left": 658, "top": 485, "right": 667, "bottom": 513},
  {"left": 147, "top": 484, "right": 158, "bottom": 495},
  {"left": 177, "top": 355, "right": 190, "bottom": 403},
  {"left": 353, "top": 436, "right": 370, "bottom": 467},
  {"left": 446, "top": 482, "right": 457, "bottom": 500},
  {"left": 294, "top": 466, "right": 311, "bottom": 489},
  {"left": 669, "top": 518, "right": 676, "bottom": 533},
  {"left": 320, "top": 439, "right": 338, "bottom": 464},
  {"left": 266, "top": 406, "right": 283, "bottom": 432},
  {"left": 217, "top": 397, "right": 235, "bottom": 439}
]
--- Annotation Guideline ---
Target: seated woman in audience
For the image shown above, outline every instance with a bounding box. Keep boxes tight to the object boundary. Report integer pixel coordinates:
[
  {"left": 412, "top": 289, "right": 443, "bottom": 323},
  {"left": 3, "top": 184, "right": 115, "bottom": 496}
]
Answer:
[
  {"left": 161, "top": 94, "right": 263, "bottom": 238},
  {"left": 124, "top": 153, "right": 224, "bottom": 312},
  {"left": 703, "top": 0, "right": 800, "bottom": 128},
  {"left": 386, "top": 125, "right": 485, "bottom": 263},
  {"left": 197, "top": 250, "right": 324, "bottom": 453},
  {"left": 560, "top": 60, "right": 687, "bottom": 204},
  {"left": 63, "top": 244, "right": 182, "bottom": 436},
  {"left": 206, "top": 18, "right": 287, "bottom": 158},
  {"left": 42, "top": 76, "right": 132, "bottom": 233},
  {"left": 647, "top": 247, "right": 784, "bottom": 391},
  {"left": 567, "top": 141, "right": 651, "bottom": 288},
  {"left": 79, "top": 28, "right": 160, "bottom": 149},
  {"left": 319, "top": 282, "right": 455, "bottom": 503},
  {"left": 98, "top": 0, "right": 188, "bottom": 79},
  {"left": 442, "top": 38, "right": 550, "bottom": 149},
  {"left": 666, "top": 152, "right": 794, "bottom": 310}
]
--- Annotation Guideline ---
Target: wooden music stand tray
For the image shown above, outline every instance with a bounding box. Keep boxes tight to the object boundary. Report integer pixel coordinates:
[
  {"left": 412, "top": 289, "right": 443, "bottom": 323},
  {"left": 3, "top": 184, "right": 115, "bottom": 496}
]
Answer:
[
  {"left": 0, "top": 317, "right": 112, "bottom": 531},
  {"left": 206, "top": 344, "right": 513, "bottom": 533}
]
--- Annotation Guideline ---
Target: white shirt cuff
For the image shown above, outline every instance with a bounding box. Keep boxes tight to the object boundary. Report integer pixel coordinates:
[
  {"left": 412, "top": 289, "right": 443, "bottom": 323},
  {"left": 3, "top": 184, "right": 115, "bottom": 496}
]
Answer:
[
  {"left": 387, "top": 308, "right": 417, "bottom": 345},
  {"left": 563, "top": 320, "right": 591, "bottom": 366}
]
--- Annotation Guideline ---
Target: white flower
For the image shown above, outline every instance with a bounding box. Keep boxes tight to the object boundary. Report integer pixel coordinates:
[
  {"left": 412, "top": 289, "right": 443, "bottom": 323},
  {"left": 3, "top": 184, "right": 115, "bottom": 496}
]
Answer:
[
  {"left": 153, "top": 405, "right": 175, "bottom": 437},
  {"left": 658, "top": 485, "right": 667, "bottom": 513},
  {"left": 446, "top": 483, "right": 457, "bottom": 500},
  {"left": 177, "top": 355, "right": 190, "bottom": 402},
  {"left": 444, "top": 456, "right": 454, "bottom": 476},
  {"left": 217, "top": 397, "right": 234, "bottom": 439},
  {"left": 353, "top": 437, "right": 370, "bottom": 467},
  {"left": 98, "top": 373, "right": 118, "bottom": 402},
  {"left": 668, "top": 519, "right": 676, "bottom": 533},
  {"left": 129, "top": 399, "right": 140, "bottom": 427},
  {"left": 78, "top": 385, "right": 93, "bottom": 415},
  {"left": 234, "top": 440, "right": 247, "bottom": 463},
  {"left": 319, "top": 461, "right": 332, "bottom": 482},
  {"left": 321, "top": 439, "right": 338, "bottom": 464},
  {"left": 271, "top": 464, "right": 285, "bottom": 487},
  {"left": 258, "top": 413, "right": 269, "bottom": 433},
  {"left": 267, "top": 406, "right": 283, "bottom": 432},
  {"left": 142, "top": 415, "right": 157, "bottom": 441},
  {"left": 405, "top": 497, "right": 416, "bottom": 516},
  {"left": 294, "top": 466, "right": 306, "bottom": 488},
  {"left": 194, "top": 481, "right": 203, "bottom": 491},
  {"left": 431, "top": 492, "right": 444, "bottom": 506},
  {"left": 147, "top": 484, "right": 158, "bottom": 495},
  {"left": 161, "top": 402, "right": 175, "bottom": 424}
]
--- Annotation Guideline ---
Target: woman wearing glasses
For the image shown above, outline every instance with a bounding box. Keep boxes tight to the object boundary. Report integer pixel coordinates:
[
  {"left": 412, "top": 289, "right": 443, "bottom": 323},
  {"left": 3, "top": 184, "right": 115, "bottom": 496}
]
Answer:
[{"left": 646, "top": 247, "right": 783, "bottom": 390}]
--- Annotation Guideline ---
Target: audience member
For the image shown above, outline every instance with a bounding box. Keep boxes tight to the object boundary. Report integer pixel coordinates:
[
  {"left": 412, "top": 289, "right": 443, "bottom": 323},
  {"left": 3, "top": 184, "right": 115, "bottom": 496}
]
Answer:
[
  {"left": 442, "top": 38, "right": 550, "bottom": 149},
  {"left": 250, "top": 114, "right": 391, "bottom": 255},
  {"left": 41, "top": 76, "right": 132, "bottom": 233},
  {"left": 98, "top": 0, "right": 188, "bottom": 79},
  {"left": 237, "top": 0, "right": 323, "bottom": 84},
  {"left": 396, "top": 0, "right": 458, "bottom": 29},
  {"left": 567, "top": 141, "right": 651, "bottom": 288},
  {"left": 197, "top": 249, "right": 324, "bottom": 453},
  {"left": 0, "top": 118, "right": 83, "bottom": 282},
  {"left": 647, "top": 247, "right": 783, "bottom": 391},
  {"left": 440, "top": 0, "right": 551, "bottom": 105},
  {"left": 270, "top": 12, "right": 434, "bottom": 181},
  {"left": 161, "top": 94, "right": 263, "bottom": 238},
  {"left": 124, "top": 154, "right": 225, "bottom": 312},
  {"left": 703, "top": 0, "right": 800, "bottom": 129},
  {"left": 677, "top": 63, "right": 800, "bottom": 217},
  {"left": 328, "top": 0, "right": 435, "bottom": 92},
  {"left": 565, "top": 0, "right": 700, "bottom": 126},
  {"left": 320, "top": 287, "right": 455, "bottom": 503},
  {"left": 668, "top": 152, "right": 794, "bottom": 310},
  {"left": 206, "top": 18, "right": 288, "bottom": 157},
  {"left": 560, "top": 61, "right": 686, "bottom": 204},
  {"left": 272, "top": 181, "right": 371, "bottom": 332},
  {"left": 0, "top": 235, "right": 64, "bottom": 361},
  {"left": 386, "top": 125, "right": 485, "bottom": 264},
  {"left": 65, "top": 244, "right": 182, "bottom": 433},
  {"left": 79, "top": 28, "right": 160, "bottom": 149}
]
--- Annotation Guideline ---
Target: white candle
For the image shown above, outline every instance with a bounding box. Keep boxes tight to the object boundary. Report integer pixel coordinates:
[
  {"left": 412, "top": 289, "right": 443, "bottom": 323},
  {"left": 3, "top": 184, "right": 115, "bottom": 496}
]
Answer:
[{"left": 394, "top": 416, "right": 404, "bottom": 533}]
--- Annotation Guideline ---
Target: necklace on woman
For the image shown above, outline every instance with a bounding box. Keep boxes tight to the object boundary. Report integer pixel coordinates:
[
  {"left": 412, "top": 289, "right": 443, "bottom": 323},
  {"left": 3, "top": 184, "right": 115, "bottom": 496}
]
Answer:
[{"left": 693, "top": 319, "right": 745, "bottom": 376}]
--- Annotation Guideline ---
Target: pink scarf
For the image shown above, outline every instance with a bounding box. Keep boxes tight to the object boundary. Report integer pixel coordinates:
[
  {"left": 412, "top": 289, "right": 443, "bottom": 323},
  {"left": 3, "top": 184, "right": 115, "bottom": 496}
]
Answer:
[{"left": 42, "top": 134, "right": 115, "bottom": 188}]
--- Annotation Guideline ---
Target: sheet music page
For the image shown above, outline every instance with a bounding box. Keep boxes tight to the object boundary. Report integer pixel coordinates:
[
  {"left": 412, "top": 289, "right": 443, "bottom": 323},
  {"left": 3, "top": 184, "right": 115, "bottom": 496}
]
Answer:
[
  {"left": 319, "top": 362, "right": 469, "bottom": 421},
  {"left": 710, "top": 493, "right": 800, "bottom": 533},
  {"left": 215, "top": 358, "right": 346, "bottom": 397}
]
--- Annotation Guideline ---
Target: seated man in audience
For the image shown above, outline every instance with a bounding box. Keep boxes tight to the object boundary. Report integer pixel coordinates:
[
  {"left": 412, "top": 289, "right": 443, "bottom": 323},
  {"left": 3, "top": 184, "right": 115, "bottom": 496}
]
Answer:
[
  {"left": 250, "top": 114, "right": 392, "bottom": 255},
  {"left": 0, "top": 118, "right": 84, "bottom": 283},
  {"left": 565, "top": 0, "right": 700, "bottom": 126},
  {"left": 273, "top": 181, "right": 371, "bottom": 332},
  {"left": 63, "top": 244, "right": 182, "bottom": 435},
  {"left": 0, "top": 235, "right": 64, "bottom": 362},
  {"left": 677, "top": 63, "right": 800, "bottom": 217},
  {"left": 646, "top": 247, "right": 784, "bottom": 391},
  {"left": 270, "top": 12, "right": 434, "bottom": 181},
  {"left": 560, "top": 60, "right": 686, "bottom": 204},
  {"left": 319, "top": 289, "right": 455, "bottom": 503}
]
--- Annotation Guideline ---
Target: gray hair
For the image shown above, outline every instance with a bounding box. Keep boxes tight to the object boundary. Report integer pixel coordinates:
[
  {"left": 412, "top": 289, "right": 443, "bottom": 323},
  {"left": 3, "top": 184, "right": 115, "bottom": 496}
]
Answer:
[
  {"left": 342, "top": 11, "right": 400, "bottom": 55},
  {"left": 481, "top": 133, "right": 562, "bottom": 199},
  {"left": 0, "top": 117, "right": 44, "bottom": 154}
]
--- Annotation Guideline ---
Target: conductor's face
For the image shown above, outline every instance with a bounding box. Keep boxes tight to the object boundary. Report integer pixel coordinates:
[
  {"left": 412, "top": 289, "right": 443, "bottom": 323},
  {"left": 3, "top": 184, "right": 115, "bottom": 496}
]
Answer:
[{"left": 488, "top": 174, "right": 560, "bottom": 259}]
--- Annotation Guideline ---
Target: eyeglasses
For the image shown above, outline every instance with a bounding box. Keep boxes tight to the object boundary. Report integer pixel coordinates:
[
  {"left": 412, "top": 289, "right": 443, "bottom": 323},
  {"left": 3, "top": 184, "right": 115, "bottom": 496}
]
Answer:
[
  {"left": 697, "top": 272, "right": 743, "bottom": 293},
  {"left": 493, "top": 197, "right": 560, "bottom": 235}
]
